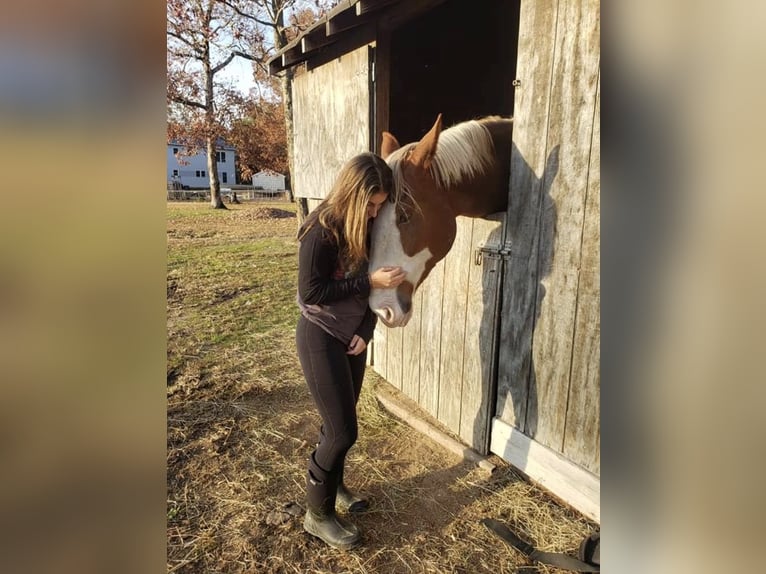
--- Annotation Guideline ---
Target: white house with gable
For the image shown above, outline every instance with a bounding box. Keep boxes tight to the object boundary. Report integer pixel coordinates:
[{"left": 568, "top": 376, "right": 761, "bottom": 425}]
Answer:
[{"left": 167, "top": 141, "right": 236, "bottom": 188}]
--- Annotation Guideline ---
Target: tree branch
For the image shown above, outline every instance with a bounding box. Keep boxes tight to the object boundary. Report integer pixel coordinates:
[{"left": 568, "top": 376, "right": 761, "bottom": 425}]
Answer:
[
  {"left": 168, "top": 48, "right": 204, "bottom": 61},
  {"left": 167, "top": 29, "right": 200, "bottom": 51},
  {"left": 169, "top": 95, "right": 208, "bottom": 110},
  {"left": 233, "top": 50, "right": 257, "bottom": 61},
  {"left": 211, "top": 52, "right": 237, "bottom": 75},
  {"left": 219, "top": 0, "right": 277, "bottom": 29}
]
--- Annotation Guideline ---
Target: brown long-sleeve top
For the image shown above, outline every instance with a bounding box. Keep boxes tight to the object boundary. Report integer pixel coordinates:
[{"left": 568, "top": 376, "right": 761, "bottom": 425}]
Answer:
[{"left": 297, "top": 222, "right": 378, "bottom": 346}]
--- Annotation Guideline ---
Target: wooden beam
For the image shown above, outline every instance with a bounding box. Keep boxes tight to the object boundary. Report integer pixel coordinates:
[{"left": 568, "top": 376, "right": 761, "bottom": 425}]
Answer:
[
  {"left": 379, "top": 0, "right": 449, "bottom": 31},
  {"left": 280, "top": 45, "right": 306, "bottom": 68},
  {"left": 326, "top": 5, "right": 378, "bottom": 36},
  {"left": 301, "top": 29, "right": 335, "bottom": 53},
  {"left": 307, "top": 22, "right": 376, "bottom": 72},
  {"left": 356, "top": 0, "right": 402, "bottom": 16},
  {"left": 267, "top": 0, "right": 352, "bottom": 74},
  {"left": 269, "top": 0, "right": 445, "bottom": 75},
  {"left": 490, "top": 417, "right": 600, "bottom": 523},
  {"left": 376, "top": 386, "right": 496, "bottom": 472}
]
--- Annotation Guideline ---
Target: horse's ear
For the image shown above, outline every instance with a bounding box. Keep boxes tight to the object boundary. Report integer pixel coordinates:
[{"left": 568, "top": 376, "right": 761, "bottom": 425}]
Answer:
[
  {"left": 410, "top": 114, "right": 443, "bottom": 170},
  {"left": 381, "top": 132, "right": 401, "bottom": 159}
]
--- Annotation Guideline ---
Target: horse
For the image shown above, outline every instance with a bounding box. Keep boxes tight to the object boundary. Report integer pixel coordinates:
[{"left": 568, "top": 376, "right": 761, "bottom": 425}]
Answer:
[{"left": 368, "top": 114, "right": 513, "bottom": 327}]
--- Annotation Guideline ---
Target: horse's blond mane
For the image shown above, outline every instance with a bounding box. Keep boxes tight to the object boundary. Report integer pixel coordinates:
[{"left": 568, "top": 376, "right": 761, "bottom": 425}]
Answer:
[
  {"left": 431, "top": 120, "right": 496, "bottom": 188},
  {"left": 386, "top": 119, "right": 497, "bottom": 208}
]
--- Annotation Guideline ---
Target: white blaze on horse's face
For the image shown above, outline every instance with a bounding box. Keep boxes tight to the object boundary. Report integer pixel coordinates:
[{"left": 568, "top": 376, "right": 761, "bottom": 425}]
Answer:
[{"left": 368, "top": 200, "right": 432, "bottom": 327}]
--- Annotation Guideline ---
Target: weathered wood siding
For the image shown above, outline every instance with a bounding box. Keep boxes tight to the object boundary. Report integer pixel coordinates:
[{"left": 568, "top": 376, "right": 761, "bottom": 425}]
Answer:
[
  {"left": 292, "top": 46, "right": 371, "bottom": 200},
  {"left": 373, "top": 217, "right": 503, "bottom": 452},
  {"left": 496, "top": 0, "right": 600, "bottom": 474}
]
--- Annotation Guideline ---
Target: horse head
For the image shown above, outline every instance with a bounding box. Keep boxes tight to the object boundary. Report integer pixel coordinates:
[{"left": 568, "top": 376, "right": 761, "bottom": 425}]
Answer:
[
  {"left": 368, "top": 114, "right": 512, "bottom": 328},
  {"left": 368, "top": 114, "right": 457, "bottom": 327}
]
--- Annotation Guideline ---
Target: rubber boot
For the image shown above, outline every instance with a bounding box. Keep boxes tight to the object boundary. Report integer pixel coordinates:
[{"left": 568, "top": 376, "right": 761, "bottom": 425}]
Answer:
[
  {"left": 336, "top": 473, "right": 370, "bottom": 513},
  {"left": 304, "top": 461, "right": 361, "bottom": 550},
  {"left": 303, "top": 507, "right": 361, "bottom": 550}
]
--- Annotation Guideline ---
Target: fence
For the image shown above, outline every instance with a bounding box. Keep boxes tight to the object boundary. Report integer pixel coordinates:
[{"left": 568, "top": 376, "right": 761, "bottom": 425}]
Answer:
[{"left": 166, "top": 188, "right": 289, "bottom": 202}]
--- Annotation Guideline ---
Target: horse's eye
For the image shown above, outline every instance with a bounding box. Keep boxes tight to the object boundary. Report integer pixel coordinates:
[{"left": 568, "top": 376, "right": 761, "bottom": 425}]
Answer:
[{"left": 397, "top": 211, "right": 409, "bottom": 224}]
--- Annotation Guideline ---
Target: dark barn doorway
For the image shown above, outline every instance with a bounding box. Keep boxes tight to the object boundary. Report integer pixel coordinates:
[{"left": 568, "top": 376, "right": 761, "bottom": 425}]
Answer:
[{"left": 386, "top": 0, "right": 520, "bottom": 143}]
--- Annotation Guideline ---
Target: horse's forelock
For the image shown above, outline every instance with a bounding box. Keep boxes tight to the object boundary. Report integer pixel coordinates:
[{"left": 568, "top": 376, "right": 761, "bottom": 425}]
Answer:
[{"left": 387, "top": 143, "right": 420, "bottom": 213}]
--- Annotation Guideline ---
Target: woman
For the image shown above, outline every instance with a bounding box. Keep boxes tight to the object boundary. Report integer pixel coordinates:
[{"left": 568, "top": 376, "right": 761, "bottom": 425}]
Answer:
[{"left": 296, "top": 152, "right": 406, "bottom": 550}]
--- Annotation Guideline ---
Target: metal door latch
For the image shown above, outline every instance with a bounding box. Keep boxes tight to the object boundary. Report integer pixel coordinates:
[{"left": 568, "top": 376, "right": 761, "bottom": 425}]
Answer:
[{"left": 474, "top": 245, "right": 511, "bottom": 266}]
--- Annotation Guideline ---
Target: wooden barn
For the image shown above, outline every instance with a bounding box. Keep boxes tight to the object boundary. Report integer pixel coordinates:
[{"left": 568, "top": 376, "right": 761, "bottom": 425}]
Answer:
[{"left": 270, "top": 0, "right": 600, "bottom": 522}]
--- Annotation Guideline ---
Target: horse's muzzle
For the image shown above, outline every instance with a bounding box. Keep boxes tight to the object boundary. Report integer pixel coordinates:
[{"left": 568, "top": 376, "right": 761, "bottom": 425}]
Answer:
[
  {"left": 370, "top": 284, "right": 414, "bottom": 328},
  {"left": 374, "top": 306, "right": 412, "bottom": 328}
]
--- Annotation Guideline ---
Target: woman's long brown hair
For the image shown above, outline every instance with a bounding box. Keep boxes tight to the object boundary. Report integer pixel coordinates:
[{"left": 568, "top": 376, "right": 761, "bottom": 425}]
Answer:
[{"left": 298, "top": 152, "right": 393, "bottom": 273}]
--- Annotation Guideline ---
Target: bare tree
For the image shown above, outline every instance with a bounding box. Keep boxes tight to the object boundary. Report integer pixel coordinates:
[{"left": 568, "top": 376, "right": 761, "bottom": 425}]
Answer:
[{"left": 167, "top": 0, "right": 260, "bottom": 209}]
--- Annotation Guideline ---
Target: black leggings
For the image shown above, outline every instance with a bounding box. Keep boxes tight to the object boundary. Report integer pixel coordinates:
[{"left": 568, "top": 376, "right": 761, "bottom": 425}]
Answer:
[{"left": 296, "top": 316, "right": 367, "bottom": 512}]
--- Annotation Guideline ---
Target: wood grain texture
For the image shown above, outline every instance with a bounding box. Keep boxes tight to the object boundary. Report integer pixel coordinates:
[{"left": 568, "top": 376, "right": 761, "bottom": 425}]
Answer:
[
  {"left": 372, "top": 323, "right": 388, "bottom": 380},
  {"left": 496, "top": 0, "right": 560, "bottom": 432},
  {"left": 400, "top": 287, "right": 423, "bottom": 403},
  {"left": 437, "top": 217, "right": 473, "bottom": 434},
  {"left": 373, "top": 30, "right": 391, "bottom": 148},
  {"left": 460, "top": 218, "right": 503, "bottom": 452},
  {"left": 564, "top": 71, "right": 600, "bottom": 474},
  {"left": 530, "top": 0, "right": 600, "bottom": 453},
  {"left": 386, "top": 306, "right": 404, "bottom": 391},
  {"left": 417, "top": 257, "right": 445, "bottom": 419},
  {"left": 292, "top": 46, "right": 370, "bottom": 200}
]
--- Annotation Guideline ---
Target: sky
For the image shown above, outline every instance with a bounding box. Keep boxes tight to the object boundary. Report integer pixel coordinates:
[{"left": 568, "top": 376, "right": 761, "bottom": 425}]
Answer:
[{"left": 217, "top": 55, "right": 257, "bottom": 95}]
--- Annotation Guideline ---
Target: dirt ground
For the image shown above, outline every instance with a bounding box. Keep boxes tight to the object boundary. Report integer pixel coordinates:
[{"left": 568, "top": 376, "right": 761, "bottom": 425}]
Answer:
[{"left": 167, "top": 200, "right": 597, "bottom": 573}]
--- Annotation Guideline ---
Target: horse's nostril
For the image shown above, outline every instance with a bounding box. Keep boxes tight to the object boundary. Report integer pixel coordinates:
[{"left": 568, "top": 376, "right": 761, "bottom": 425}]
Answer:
[{"left": 382, "top": 307, "right": 394, "bottom": 323}]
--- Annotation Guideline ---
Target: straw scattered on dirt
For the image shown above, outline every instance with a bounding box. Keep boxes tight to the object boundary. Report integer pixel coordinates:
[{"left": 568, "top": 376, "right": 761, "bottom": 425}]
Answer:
[{"left": 167, "top": 200, "right": 596, "bottom": 573}]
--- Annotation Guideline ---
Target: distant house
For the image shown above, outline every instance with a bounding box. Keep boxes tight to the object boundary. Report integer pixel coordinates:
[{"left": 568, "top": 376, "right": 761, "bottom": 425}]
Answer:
[
  {"left": 251, "top": 170, "right": 286, "bottom": 191},
  {"left": 167, "top": 142, "right": 236, "bottom": 188}
]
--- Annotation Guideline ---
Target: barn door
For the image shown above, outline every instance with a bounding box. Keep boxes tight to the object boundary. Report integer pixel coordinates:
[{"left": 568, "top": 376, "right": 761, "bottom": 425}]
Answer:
[{"left": 493, "top": 0, "right": 601, "bottom": 477}]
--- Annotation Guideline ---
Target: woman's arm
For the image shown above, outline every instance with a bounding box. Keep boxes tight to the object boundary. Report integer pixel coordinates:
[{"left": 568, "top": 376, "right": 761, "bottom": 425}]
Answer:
[{"left": 298, "top": 225, "right": 371, "bottom": 305}]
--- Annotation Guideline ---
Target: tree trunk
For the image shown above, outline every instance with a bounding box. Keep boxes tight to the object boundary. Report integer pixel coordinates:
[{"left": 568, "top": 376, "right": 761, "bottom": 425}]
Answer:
[
  {"left": 273, "top": 5, "right": 295, "bottom": 203},
  {"left": 297, "top": 197, "right": 309, "bottom": 225},
  {"left": 204, "top": 55, "right": 226, "bottom": 210},
  {"left": 281, "top": 69, "right": 296, "bottom": 203},
  {"left": 207, "top": 135, "right": 225, "bottom": 209}
]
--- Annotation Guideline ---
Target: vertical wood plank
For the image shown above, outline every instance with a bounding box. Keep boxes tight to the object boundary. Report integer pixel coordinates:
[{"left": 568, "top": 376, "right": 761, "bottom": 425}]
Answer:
[
  {"left": 400, "top": 288, "right": 423, "bottom": 403},
  {"left": 373, "top": 30, "right": 391, "bottom": 146},
  {"left": 437, "top": 217, "right": 474, "bottom": 435},
  {"left": 564, "top": 72, "right": 600, "bottom": 474},
  {"left": 496, "top": 0, "right": 560, "bottom": 432},
  {"left": 418, "top": 257, "right": 445, "bottom": 419},
  {"left": 386, "top": 307, "right": 404, "bottom": 391},
  {"left": 531, "top": 0, "right": 600, "bottom": 452},
  {"left": 370, "top": 34, "right": 389, "bottom": 383},
  {"left": 460, "top": 218, "right": 503, "bottom": 452},
  {"left": 372, "top": 323, "right": 388, "bottom": 380}
]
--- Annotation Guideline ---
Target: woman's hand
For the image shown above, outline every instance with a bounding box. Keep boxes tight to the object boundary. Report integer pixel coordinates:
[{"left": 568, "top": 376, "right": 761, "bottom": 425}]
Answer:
[
  {"left": 369, "top": 266, "right": 407, "bottom": 289},
  {"left": 347, "top": 335, "right": 367, "bottom": 355}
]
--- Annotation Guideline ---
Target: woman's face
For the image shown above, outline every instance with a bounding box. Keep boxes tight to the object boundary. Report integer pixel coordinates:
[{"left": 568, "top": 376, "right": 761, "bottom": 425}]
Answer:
[{"left": 366, "top": 191, "right": 388, "bottom": 219}]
